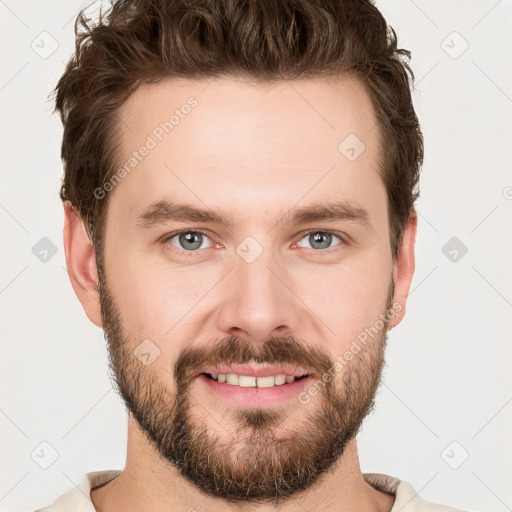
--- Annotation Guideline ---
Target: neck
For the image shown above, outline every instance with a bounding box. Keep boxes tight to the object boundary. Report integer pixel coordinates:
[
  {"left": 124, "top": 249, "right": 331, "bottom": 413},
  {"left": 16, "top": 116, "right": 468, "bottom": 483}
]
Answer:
[{"left": 91, "top": 416, "right": 395, "bottom": 512}]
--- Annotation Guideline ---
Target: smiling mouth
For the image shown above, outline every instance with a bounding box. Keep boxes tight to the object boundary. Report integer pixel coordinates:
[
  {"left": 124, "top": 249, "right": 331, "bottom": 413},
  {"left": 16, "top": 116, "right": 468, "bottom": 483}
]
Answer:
[{"left": 201, "top": 372, "right": 309, "bottom": 388}]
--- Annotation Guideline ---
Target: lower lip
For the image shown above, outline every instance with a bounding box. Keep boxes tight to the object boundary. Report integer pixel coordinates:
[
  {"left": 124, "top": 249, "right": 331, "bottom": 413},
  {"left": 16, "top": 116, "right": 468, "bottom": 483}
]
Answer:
[{"left": 197, "top": 374, "right": 313, "bottom": 407}]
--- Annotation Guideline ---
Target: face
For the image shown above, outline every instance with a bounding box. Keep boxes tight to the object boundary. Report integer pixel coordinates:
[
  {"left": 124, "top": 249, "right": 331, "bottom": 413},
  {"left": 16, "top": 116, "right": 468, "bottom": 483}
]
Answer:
[{"left": 97, "top": 76, "right": 402, "bottom": 503}]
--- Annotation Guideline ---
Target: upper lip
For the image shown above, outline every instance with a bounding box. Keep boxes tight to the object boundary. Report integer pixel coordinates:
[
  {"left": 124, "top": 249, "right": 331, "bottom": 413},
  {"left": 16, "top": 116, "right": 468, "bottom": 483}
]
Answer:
[{"left": 199, "top": 364, "right": 311, "bottom": 378}]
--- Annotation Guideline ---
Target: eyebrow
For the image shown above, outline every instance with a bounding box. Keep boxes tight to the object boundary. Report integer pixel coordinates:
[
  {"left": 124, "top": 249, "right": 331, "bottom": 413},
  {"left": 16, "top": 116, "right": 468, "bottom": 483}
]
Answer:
[{"left": 135, "top": 199, "right": 370, "bottom": 230}]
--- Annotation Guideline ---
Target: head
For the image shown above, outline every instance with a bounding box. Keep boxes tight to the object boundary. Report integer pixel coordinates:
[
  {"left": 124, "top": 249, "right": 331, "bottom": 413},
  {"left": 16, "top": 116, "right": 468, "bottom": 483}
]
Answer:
[{"left": 56, "top": 0, "right": 422, "bottom": 504}]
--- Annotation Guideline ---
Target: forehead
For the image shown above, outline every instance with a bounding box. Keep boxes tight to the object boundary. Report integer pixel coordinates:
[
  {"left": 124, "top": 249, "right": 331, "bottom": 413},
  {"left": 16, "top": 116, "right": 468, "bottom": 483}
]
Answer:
[{"left": 110, "top": 75, "right": 385, "bottom": 226}]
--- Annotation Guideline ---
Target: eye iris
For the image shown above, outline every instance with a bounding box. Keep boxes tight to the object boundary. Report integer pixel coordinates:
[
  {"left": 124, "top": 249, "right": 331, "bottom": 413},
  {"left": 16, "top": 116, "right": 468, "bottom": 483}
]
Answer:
[
  {"left": 180, "top": 231, "right": 203, "bottom": 250},
  {"left": 310, "top": 232, "right": 332, "bottom": 250}
]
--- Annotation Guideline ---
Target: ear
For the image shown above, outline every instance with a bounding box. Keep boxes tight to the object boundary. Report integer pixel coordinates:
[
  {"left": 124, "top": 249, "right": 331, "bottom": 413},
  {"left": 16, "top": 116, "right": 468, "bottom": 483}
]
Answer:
[
  {"left": 63, "top": 202, "right": 103, "bottom": 327},
  {"left": 387, "top": 211, "right": 417, "bottom": 330}
]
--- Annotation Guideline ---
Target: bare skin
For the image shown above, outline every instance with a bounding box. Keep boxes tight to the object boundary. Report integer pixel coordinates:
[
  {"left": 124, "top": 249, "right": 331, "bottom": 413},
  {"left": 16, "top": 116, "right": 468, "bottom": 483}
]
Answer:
[{"left": 64, "top": 75, "right": 416, "bottom": 512}]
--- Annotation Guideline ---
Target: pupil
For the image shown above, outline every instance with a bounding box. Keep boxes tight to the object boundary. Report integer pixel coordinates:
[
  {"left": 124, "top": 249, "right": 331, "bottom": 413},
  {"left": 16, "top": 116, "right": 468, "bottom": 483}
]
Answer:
[
  {"left": 311, "top": 232, "right": 330, "bottom": 249},
  {"left": 181, "top": 231, "right": 202, "bottom": 250}
]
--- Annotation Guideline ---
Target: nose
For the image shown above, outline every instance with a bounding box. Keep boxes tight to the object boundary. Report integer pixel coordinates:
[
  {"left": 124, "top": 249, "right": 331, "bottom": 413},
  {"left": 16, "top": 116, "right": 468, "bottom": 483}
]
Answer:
[{"left": 215, "top": 248, "right": 303, "bottom": 344}]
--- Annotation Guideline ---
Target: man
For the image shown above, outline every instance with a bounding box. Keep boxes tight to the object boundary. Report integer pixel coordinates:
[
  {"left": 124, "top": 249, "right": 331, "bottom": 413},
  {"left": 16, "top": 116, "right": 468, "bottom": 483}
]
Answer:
[{"left": 37, "top": 0, "right": 467, "bottom": 510}]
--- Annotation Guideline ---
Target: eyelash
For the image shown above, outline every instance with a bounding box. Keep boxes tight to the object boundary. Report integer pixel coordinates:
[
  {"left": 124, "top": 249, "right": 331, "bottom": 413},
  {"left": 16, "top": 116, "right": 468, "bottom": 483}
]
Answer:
[{"left": 161, "top": 229, "right": 346, "bottom": 255}]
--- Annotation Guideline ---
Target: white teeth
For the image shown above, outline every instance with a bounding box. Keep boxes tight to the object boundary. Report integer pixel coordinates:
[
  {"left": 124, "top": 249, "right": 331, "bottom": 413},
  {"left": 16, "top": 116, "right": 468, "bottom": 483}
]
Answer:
[
  {"left": 256, "top": 376, "right": 275, "bottom": 388},
  {"left": 210, "top": 373, "right": 298, "bottom": 387},
  {"left": 274, "top": 375, "right": 287, "bottom": 385},
  {"left": 238, "top": 375, "right": 256, "bottom": 387},
  {"left": 226, "top": 373, "right": 239, "bottom": 385}
]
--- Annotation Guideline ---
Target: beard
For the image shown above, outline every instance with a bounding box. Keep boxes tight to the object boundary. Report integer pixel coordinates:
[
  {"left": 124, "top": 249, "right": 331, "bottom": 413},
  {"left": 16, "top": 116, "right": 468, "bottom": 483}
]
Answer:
[{"left": 98, "top": 272, "right": 394, "bottom": 505}]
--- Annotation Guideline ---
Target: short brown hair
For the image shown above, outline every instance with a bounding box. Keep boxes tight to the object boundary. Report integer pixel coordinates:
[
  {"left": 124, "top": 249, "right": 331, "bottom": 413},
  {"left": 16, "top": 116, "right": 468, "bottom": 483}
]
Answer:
[{"left": 53, "top": 0, "right": 423, "bottom": 273}]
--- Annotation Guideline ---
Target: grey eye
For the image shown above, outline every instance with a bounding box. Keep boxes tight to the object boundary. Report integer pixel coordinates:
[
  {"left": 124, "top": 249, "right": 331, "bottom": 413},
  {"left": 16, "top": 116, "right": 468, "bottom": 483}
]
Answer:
[
  {"left": 168, "top": 231, "right": 212, "bottom": 251},
  {"left": 297, "top": 231, "right": 342, "bottom": 250}
]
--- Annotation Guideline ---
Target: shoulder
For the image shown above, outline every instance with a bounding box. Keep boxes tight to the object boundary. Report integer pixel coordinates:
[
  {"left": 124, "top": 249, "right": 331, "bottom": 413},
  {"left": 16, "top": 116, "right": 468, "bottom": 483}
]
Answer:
[
  {"left": 34, "top": 470, "right": 122, "bottom": 512},
  {"left": 363, "top": 472, "right": 471, "bottom": 512}
]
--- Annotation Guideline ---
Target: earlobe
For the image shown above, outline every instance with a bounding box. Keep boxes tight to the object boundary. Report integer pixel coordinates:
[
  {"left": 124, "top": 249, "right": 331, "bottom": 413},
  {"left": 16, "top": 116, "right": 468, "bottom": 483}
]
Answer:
[
  {"left": 387, "top": 212, "right": 417, "bottom": 330},
  {"left": 63, "top": 202, "right": 103, "bottom": 327}
]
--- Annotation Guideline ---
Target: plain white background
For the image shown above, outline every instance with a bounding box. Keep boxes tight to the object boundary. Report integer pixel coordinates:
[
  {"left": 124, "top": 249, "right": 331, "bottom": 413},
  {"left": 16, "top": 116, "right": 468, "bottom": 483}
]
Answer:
[{"left": 0, "top": 1, "right": 511, "bottom": 511}]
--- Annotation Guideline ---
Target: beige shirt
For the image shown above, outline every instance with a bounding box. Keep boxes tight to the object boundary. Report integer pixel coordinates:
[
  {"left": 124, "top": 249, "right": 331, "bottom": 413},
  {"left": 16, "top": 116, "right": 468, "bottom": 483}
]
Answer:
[{"left": 35, "top": 470, "right": 468, "bottom": 511}]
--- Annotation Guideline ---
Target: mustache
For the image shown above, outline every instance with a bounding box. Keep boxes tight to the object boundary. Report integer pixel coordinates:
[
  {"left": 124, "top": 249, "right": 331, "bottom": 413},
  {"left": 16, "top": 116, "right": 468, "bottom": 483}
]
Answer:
[{"left": 173, "top": 335, "right": 333, "bottom": 391}]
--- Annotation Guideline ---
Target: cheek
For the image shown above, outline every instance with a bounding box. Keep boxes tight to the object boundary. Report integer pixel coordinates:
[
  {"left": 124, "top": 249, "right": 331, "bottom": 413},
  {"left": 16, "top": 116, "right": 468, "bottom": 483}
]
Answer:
[
  {"left": 108, "top": 244, "right": 206, "bottom": 325},
  {"left": 302, "top": 254, "right": 392, "bottom": 349},
  {"left": 104, "top": 256, "right": 203, "bottom": 374}
]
